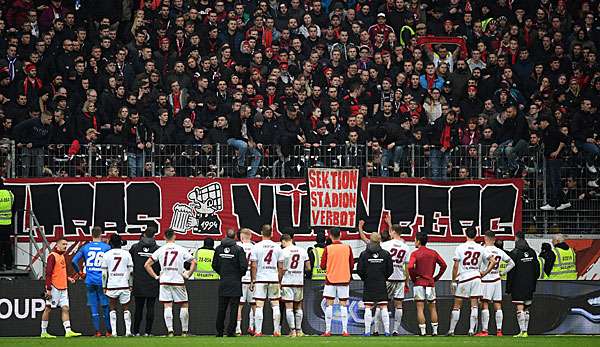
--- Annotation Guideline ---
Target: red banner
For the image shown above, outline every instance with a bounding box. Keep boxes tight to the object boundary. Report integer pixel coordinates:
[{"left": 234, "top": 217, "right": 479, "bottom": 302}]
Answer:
[
  {"left": 308, "top": 168, "right": 359, "bottom": 228},
  {"left": 6, "top": 177, "right": 522, "bottom": 242}
]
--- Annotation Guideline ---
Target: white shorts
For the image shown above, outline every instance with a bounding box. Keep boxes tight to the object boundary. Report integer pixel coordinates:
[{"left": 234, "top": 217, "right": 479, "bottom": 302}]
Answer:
[
  {"left": 482, "top": 280, "right": 502, "bottom": 302},
  {"left": 281, "top": 286, "right": 304, "bottom": 303},
  {"left": 159, "top": 285, "right": 188, "bottom": 303},
  {"left": 46, "top": 287, "right": 69, "bottom": 308},
  {"left": 253, "top": 283, "right": 280, "bottom": 300},
  {"left": 413, "top": 286, "right": 436, "bottom": 302},
  {"left": 323, "top": 285, "right": 349, "bottom": 300},
  {"left": 241, "top": 283, "right": 255, "bottom": 304},
  {"left": 456, "top": 277, "right": 482, "bottom": 299},
  {"left": 106, "top": 289, "right": 132, "bottom": 304},
  {"left": 386, "top": 281, "right": 405, "bottom": 300}
]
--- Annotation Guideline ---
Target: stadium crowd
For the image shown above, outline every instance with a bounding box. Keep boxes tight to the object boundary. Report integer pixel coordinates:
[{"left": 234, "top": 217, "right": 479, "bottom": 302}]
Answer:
[{"left": 0, "top": 0, "right": 600, "bottom": 209}]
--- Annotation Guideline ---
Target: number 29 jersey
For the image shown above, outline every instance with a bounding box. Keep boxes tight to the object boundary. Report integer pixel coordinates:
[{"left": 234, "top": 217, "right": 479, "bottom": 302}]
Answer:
[
  {"left": 250, "top": 239, "right": 283, "bottom": 283},
  {"left": 381, "top": 239, "right": 411, "bottom": 281},
  {"left": 281, "top": 245, "right": 308, "bottom": 286},
  {"left": 151, "top": 243, "right": 194, "bottom": 285},
  {"left": 453, "top": 241, "right": 491, "bottom": 281}
]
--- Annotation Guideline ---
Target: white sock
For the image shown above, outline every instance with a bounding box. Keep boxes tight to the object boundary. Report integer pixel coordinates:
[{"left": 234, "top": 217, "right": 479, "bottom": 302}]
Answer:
[
  {"left": 41, "top": 320, "right": 48, "bottom": 334},
  {"left": 286, "top": 309, "right": 295, "bottom": 331},
  {"left": 496, "top": 310, "right": 503, "bottom": 331},
  {"left": 373, "top": 307, "right": 381, "bottom": 333},
  {"left": 517, "top": 311, "right": 525, "bottom": 332},
  {"left": 180, "top": 308, "right": 189, "bottom": 333},
  {"left": 524, "top": 311, "right": 530, "bottom": 332},
  {"left": 236, "top": 320, "right": 241, "bottom": 333},
  {"left": 63, "top": 320, "right": 72, "bottom": 333},
  {"left": 394, "top": 308, "right": 403, "bottom": 333},
  {"left": 295, "top": 309, "right": 303, "bottom": 332},
  {"left": 381, "top": 307, "right": 390, "bottom": 334},
  {"left": 481, "top": 309, "right": 490, "bottom": 332},
  {"left": 431, "top": 322, "right": 439, "bottom": 335},
  {"left": 340, "top": 305, "right": 348, "bottom": 333},
  {"left": 124, "top": 310, "right": 132, "bottom": 336},
  {"left": 448, "top": 309, "right": 460, "bottom": 334},
  {"left": 469, "top": 307, "right": 478, "bottom": 333},
  {"left": 110, "top": 311, "right": 117, "bottom": 336},
  {"left": 419, "top": 324, "right": 426, "bottom": 335},
  {"left": 272, "top": 305, "right": 281, "bottom": 334},
  {"left": 364, "top": 308, "right": 372, "bottom": 334},
  {"left": 164, "top": 307, "right": 173, "bottom": 333},
  {"left": 250, "top": 308, "right": 255, "bottom": 330},
  {"left": 255, "top": 307, "right": 264, "bottom": 334},
  {"left": 325, "top": 305, "right": 333, "bottom": 333}
]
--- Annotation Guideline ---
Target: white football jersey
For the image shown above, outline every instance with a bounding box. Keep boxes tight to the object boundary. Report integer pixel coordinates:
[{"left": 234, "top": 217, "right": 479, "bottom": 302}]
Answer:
[
  {"left": 280, "top": 245, "right": 308, "bottom": 286},
  {"left": 453, "top": 241, "right": 492, "bottom": 281},
  {"left": 102, "top": 248, "right": 133, "bottom": 289},
  {"left": 250, "top": 239, "right": 283, "bottom": 283},
  {"left": 381, "top": 239, "right": 411, "bottom": 281},
  {"left": 151, "top": 243, "right": 194, "bottom": 285},
  {"left": 481, "top": 245, "right": 511, "bottom": 281},
  {"left": 238, "top": 241, "right": 254, "bottom": 283}
]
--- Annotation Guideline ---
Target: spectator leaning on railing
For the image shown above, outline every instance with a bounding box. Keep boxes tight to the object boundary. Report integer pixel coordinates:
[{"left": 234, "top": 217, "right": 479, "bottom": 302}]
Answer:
[{"left": 0, "top": 0, "right": 596, "bottom": 197}]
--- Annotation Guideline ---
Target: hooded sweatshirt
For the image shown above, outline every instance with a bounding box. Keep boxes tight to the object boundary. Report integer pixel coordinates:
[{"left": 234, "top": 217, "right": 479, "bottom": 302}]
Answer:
[{"left": 129, "top": 236, "right": 160, "bottom": 297}]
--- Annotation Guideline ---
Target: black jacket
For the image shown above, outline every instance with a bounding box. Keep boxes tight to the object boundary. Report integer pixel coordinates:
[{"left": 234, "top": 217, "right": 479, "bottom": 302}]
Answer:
[
  {"left": 212, "top": 237, "right": 248, "bottom": 297},
  {"left": 129, "top": 236, "right": 160, "bottom": 297},
  {"left": 506, "top": 240, "right": 539, "bottom": 300},
  {"left": 357, "top": 242, "right": 393, "bottom": 302}
]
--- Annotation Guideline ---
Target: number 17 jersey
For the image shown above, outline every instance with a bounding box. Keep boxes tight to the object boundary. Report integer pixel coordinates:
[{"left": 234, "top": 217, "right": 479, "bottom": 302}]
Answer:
[
  {"left": 151, "top": 243, "right": 193, "bottom": 285},
  {"left": 250, "top": 239, "right": 283, "bottom": 283}
]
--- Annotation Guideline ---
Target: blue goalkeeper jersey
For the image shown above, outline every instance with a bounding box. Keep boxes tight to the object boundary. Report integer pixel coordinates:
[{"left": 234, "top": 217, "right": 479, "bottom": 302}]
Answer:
[{"left": 72, "top": 241, "right": 111, "bottom": 286}]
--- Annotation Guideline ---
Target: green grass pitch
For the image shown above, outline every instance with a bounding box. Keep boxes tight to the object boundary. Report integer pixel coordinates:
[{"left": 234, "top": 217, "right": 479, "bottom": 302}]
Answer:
[{"left": 0, "top": 336, "right": 598, "bottom": 347}]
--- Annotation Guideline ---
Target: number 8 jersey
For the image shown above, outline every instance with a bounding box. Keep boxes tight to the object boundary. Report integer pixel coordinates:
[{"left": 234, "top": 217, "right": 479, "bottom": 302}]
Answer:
[
  {"left": 250, "top": 239, "right": 283, "bottom": 283},
  {"left": 453, "top": 240, "right": 492, "bottom": 281},
  {"left": 151, "top": 243, "right": 194, "bottom": 285},
  {"left": 280, "top": 245, "right": 308, "bottom": 286}
]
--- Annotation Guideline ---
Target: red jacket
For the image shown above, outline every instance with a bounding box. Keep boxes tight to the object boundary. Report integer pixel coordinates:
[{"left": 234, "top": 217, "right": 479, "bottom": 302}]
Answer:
[{"left": 408, "top": 246, "right": 447, "bottom": 287}]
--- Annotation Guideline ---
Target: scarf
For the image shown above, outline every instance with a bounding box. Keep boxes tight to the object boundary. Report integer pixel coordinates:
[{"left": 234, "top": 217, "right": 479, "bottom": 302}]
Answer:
[
  {"left": 84, "top": 112, "right": 98, "bottom": 130},
  {"left": 426, "top": 74, "right": 436, "bottom": 89},
  {"left": 23, "top": 77, "right": 43, "bottom": 96},
  {"left": 440, "top": 123, "right": 451, "bottom": 148}
]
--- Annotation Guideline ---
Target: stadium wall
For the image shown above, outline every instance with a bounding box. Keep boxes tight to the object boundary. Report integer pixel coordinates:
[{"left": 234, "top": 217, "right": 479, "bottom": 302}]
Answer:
[
  {"left": 0, "top": 280, "right": 598, "bottom": 336},
  {"left": 7, "top": 177, "right": 600, "bottom": 280}
]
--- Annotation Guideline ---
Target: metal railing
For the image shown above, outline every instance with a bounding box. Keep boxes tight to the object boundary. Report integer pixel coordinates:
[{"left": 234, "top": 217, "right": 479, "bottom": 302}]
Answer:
[
  {"left": 13, "top": 209, "right": 52, "bottom": 279},
  {"left": 8, "top": 142, "right": 600, "bottom": 234}
]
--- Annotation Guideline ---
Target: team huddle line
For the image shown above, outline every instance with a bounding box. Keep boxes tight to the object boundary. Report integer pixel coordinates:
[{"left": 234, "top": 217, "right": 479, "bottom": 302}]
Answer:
[{"left": 40, "top": 221, "right": 539, "bottom": 338}]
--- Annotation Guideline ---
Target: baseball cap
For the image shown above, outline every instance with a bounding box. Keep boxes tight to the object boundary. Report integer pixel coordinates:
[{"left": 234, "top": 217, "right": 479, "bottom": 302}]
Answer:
[{"left": 377, "top": 12, "right": 386, "bottom": 18}]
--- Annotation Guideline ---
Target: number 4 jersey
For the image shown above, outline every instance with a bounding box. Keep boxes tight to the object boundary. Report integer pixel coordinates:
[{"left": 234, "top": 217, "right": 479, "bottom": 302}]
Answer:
[
  {"left": 152, "top": 243, "right": 194, "bottom": 285},
  {"left": 280, "top": 245, "right": 308, "bottom": 286},
  {"left": 381, "top": 239, "right": 411, "bottom": 281},
  {"left": 250, "top": 239, "right": 283, "bottom": 283},
  {"left": 453, "top": 240, "right": 492, "bottom": 281},
  {"left": 101, "top": 248, "right": 133, "bottom": 289}
]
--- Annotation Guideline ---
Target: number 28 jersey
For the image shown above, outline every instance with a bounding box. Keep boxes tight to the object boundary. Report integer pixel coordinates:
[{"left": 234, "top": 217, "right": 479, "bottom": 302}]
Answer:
[
  {"left": 151, "top": 243, "right": 194, "bottom": 285},
  {"left": 453, "top": 241, "right": 492, "bottom": 281},
  {"left": 250, "top": 239, "right": 283, "bottom": 283},
  {"left": 280, "top": 245, "right": 308, "bottom": 286}
]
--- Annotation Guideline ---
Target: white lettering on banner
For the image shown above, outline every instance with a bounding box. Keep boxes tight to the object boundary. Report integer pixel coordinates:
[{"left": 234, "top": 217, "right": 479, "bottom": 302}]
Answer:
[
  {"left": 308, "top": 168, "right": 359, "bottom": 228},
  {"left": 0, "top": 298, "right": 45, "bottom": 320}
]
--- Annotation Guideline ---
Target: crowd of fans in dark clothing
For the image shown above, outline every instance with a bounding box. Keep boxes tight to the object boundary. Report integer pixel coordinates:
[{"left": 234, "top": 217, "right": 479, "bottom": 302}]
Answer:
[{"left": 0, "top": 0, "right": 599, "bottom": 214}]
